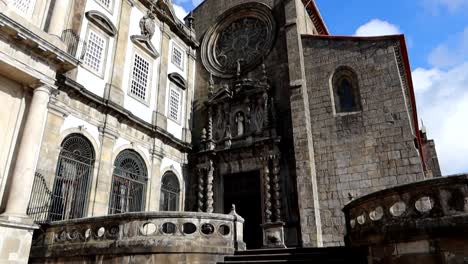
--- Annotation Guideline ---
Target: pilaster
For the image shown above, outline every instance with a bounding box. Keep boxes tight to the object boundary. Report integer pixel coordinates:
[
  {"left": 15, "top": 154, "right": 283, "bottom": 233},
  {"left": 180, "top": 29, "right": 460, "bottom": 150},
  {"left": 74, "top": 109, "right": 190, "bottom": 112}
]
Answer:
[
  {"left": 154, "top": 24, "right": 171, "bottom": 130},
  {"left": 47, "top": 0, "right": 72, "bottom": 37},
  {"left": 106, "top": 0, "right": 134, "bottom": 106},
  {"left": 148, "top": 148, "right": 163, "bottom": 211},
  {"left": 90, "top": 126, "right": 118, "bottom": 216}
]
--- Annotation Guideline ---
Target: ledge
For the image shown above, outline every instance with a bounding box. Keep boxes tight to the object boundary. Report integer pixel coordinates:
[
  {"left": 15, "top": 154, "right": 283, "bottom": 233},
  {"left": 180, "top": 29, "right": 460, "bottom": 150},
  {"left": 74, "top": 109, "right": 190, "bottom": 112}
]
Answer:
[{"left": 0, "top": 7, "right": 79, "bottom": 73}]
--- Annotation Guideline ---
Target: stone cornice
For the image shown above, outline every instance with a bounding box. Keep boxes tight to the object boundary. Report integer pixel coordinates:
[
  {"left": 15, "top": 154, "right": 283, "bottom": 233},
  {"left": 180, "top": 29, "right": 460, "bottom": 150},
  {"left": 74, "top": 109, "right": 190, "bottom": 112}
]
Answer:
[
  {"left": 57, "top": 75, "right": 192, "bottom": 153},
  {"left": 0, "top": 12, "right": 79, "bottom": 73}
]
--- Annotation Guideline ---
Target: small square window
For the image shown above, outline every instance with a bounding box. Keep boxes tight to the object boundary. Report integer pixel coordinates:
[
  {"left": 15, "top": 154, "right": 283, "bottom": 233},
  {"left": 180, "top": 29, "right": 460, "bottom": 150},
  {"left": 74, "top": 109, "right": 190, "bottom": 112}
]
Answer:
[
  {"left": 11, "top": 0, "right": 35, "bottom": 16},
  {"left": 95, "top": 0, "right": 113, "bottom": 11},
  {"left": 168, "top": 85, "right": 182, "bottom": 122},
  {"left": 171, "top": 45, "right": 184, "bottom": 70},
  {"left": 83, "top": 29, "right": 108, "bottom": 75},
  {"left": 129, "top": 53, "right": 151, "bottom": 102}
]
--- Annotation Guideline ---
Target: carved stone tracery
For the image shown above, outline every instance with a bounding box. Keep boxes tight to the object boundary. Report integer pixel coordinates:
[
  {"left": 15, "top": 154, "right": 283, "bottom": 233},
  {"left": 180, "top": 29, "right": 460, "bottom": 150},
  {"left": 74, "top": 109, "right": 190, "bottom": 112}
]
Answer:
[{"left": 201, "top": 3, "right": 277, "bottom": 78}]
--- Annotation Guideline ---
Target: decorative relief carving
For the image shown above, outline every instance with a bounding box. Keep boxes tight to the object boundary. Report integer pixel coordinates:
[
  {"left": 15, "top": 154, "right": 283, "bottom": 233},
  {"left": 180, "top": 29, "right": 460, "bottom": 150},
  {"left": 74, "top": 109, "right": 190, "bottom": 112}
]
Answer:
[{"left": 201, "top": 3, "right": 276, "bottom": 78}]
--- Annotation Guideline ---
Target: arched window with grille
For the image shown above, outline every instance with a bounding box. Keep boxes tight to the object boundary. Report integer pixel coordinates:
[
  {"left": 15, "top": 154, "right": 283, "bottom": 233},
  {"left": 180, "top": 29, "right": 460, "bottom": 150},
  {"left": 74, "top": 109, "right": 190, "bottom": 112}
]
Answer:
[
  {"left": 332, "top": 66, "right": 362, "bottom": 113},
  {"left": 50, "top": 134, "right": 95, "bottom": 221},
  {"left": 109, "top": 150, "right": 147, "bottom": 214},
  {"left": 160, "top": 172, "right": 180, "bottom": 211}
]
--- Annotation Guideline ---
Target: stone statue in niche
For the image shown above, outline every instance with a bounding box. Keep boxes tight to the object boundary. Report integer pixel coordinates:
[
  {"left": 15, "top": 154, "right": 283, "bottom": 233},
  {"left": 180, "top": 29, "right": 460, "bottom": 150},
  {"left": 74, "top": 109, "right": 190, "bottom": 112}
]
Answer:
[
  {"left": 235, "top": 112, "right": 245, "bottom": 137},
  {"left": 254, "top": 97, "right": 264, "bottom": 132},
  {"left": 214, "top": 106, "right": 225, "bottom": 140}
]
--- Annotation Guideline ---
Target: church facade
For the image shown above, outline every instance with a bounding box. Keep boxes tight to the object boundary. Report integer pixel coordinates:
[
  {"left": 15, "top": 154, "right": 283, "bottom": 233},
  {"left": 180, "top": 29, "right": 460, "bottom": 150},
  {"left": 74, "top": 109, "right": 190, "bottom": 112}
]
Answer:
[{"left": 0, "top": 0, "right": 441, "bottom": 262}]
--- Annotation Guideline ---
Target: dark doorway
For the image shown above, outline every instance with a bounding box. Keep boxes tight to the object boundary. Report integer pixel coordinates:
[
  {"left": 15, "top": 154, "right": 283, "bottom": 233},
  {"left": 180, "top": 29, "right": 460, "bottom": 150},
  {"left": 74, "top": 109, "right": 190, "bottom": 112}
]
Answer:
[{"left": 224, "top": 171, "right": 263, "bottom": 249}]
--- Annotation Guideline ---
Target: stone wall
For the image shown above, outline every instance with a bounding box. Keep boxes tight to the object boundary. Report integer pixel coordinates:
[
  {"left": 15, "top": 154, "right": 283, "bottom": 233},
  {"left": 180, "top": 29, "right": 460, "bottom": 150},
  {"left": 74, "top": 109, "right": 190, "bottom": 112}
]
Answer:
[{"left": 302, "top": 35, "right": 425, "bottom": 246}]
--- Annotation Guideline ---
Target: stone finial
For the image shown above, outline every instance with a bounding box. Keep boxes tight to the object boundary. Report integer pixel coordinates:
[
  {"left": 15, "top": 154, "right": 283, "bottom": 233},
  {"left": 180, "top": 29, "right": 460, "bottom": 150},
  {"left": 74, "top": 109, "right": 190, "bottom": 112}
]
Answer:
[
  {"left": 230, "top": 204, "right": 237, "bottom": 215},
  {"left": 348, "top": 192, "right": 354, "bottom": 201},
  {"left": 187, "top": 11, "right": 194, "bottom": 29}
]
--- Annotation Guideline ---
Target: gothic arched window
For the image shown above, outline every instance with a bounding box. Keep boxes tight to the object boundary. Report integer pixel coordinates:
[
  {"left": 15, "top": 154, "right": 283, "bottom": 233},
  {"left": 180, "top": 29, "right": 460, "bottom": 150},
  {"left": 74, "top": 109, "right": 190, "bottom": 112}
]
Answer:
[
  {"left": 160, "top": 172, "right": 180, "bottom": 211},
  {"left": 332, "top": 67, "right": 361, "bottom": 113},
  {"left": 50, "top": 134, "right": 95, "bottom": 221},
  {"left": 109, "top": 150, "right": 147, "bottom": 214}
]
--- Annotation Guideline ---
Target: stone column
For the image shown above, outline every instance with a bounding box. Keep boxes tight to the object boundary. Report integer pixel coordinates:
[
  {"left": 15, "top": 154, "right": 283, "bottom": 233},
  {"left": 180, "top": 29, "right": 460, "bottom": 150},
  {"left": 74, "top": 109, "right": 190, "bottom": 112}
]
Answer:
[
  {"left": 154, "top": 24, "right": 170, "bottom": 130},
  {"left": 272, "top": 156, "right": 282, "bottom": 221},
  {"left": 206, "top": 160, "right": 214, "bottom": 213},
  {"left": 1, "top": 86, "right": 50, "bottom": 219},
  {"left": 105, "top": 0, "right": 133, "bottom": 105},
  {"left": 0, "top": 86, "right": 50, "bottom": 264},
  {"left": 197, "top": 167, "right": 205, "bottom": 212},
  {"left": 47, "top": 0, "right": 72, "bottom": 37},
  {"left": 90, "top": 126, "right": 118, "bottom": 216},
  {"left": 262, "top": 157, "right": 272, "bottom": 223}
]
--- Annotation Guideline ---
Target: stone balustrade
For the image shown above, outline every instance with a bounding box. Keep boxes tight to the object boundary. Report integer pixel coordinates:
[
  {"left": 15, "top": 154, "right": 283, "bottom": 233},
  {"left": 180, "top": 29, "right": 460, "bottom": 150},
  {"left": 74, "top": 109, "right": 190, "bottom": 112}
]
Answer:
[
  {"left": 30, "top": 211, "right": 245, "bottom": 264},
  {"left": 343, "top": 174, "right": 468, "bottom": 263}
]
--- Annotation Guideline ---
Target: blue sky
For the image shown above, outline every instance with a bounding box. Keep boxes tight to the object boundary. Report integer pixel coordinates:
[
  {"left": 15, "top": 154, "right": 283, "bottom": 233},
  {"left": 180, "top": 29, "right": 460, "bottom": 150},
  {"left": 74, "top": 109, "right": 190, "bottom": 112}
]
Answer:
[{"left": 172, "top": 0, "right": 468, "bottom": 175}]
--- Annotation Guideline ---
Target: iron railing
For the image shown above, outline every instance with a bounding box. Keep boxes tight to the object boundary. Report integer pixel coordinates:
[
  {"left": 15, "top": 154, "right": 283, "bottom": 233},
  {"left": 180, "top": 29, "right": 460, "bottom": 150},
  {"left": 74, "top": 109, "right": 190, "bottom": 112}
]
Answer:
[
  {"left": 61, "top": 29, "right": 87, "bottom": 60},
  {"left": 27, "top": 172, "right": 53, "bottom": 224}
]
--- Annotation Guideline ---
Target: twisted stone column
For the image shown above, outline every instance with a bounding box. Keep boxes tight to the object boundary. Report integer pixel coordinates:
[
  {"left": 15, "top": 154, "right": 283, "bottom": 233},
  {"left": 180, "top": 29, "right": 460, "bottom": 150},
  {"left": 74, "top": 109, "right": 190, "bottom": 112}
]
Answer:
[
  {"left": 262, "top": 158, "right": 272, "bottom": 223},
  {"left": 197, "top": 168, "right": 205, "bottom": 212},
  {"left": 272, "top": 157, "right": 282, "bottom": 221},
  {"left": 206, "top": 160, "right": 215, "bottom": 213}
]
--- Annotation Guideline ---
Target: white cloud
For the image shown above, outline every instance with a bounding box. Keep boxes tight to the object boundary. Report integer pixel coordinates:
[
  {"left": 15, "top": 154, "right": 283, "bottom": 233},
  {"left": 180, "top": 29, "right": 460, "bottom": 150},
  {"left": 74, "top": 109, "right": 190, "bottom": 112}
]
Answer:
[
  {"left": 354, "top": 19, "right": 401, "bottom": 37},
  {"left": 413, "top": 63, "right": 468, "bottom": 175},
  {"left": 428, "top": 27, "right": 468, "bottom": 68},
  {"left": 172, "top": 3, "right": 188, "bottom": 21}
]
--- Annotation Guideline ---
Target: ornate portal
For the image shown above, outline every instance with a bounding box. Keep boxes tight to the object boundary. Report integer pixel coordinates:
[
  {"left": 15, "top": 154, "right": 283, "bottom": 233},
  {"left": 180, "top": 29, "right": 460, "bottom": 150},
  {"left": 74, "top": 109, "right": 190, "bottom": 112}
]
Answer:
[{"left": 201, "top": 3, "right": 276, "bottom": 78}]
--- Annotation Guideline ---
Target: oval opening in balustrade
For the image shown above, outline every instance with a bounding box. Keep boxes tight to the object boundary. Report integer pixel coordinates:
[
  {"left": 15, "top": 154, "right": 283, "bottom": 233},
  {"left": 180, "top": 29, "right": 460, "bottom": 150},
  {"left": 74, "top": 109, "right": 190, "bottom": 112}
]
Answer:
[
  {"left": 415, "top": 196, "right": 433, "bottom": 213},
  {"left": 357, "top": 214, "right": 366, "bottom": 225},
  {"left": 96, "top": 227, "right": 105, "bottom": 238},
  {"left": 162, "top": 223, "right": 177, "bottom": 234},
  {"left": 201, "top": 223, "right": 215, "bottom": 235},
  {"left": 369, "top": 206, "right": 384, "bottom": 221},
  {"left": 219, "top": 224, "right": 230, "bottom": 236},
  {"left": 85, "top": 228, "right": 92, "bottom": 240},
  {"left": 182, "top": 223, "right": 197, "bottom": 235},
  {"left": 350, "top": 219, "right": 356, "bottom": 229},
  {"left": 141, "top": 222, "right": 157, "bottom": 236},
  {"left": 390, "top": 201, "right": 407, "bottom": 217}
]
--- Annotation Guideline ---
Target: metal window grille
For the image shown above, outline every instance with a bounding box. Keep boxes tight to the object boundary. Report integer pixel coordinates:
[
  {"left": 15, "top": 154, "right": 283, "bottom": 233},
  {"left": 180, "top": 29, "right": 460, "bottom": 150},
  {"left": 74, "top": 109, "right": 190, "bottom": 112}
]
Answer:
[
  {"left": 10, "top": 0, "right": 35, "bottom": 16},
  {"left": 49, "top": 134, "right": 95, "bottom": 221},
  {"left": 160, "top": 172, "right": 180, "bottom": 211},
  {"left": 168, "top": 86, "right": 181, "bottom": 122},
  {"left": 83, "top": 30, "right": 106, "bottom": 74},
  {"left": 109, "top": 150, "right": 147, "bottom": 214},
  {"left": 96, "top": 0, "right": 111, "bottom": 8},
  {"left": 130, "top": 53, "right": 150, "bottom": 101},
  {"left": 61, "top": 29, "right": 88, "bottom": 60},
  {"left": 171, "top": 45, "right": 184, "bottom": 69}
]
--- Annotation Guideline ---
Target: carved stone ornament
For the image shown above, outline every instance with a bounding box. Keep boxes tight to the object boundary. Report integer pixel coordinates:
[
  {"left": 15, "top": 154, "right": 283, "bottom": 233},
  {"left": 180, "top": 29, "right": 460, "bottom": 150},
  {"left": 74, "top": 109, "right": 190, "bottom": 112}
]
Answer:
[
  {"left": 201, "top": 3, "right": 276, "bottom": 78},
  {"left": 130, "top": 8, "right": 159, "bottom": 59}
]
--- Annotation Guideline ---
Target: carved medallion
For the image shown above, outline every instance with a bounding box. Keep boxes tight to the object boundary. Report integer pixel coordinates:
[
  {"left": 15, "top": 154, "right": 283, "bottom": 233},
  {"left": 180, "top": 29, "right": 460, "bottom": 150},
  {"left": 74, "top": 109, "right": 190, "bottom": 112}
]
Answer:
[{"left": 201, "top": 3, "right": 276, "bottom": 78}]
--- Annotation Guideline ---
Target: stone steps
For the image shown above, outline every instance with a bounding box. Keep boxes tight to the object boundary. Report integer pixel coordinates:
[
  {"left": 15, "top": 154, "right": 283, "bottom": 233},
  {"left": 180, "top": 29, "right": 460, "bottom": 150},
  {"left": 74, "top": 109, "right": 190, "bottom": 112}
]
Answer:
[{"left": 218, "top": 247, "right": 367, "bottom": 264}]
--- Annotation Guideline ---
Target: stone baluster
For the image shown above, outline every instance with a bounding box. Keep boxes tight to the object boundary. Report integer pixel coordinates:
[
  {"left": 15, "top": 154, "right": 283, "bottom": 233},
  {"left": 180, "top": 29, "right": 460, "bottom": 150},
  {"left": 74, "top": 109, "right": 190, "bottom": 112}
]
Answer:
[
  {"left": 262, "top": 158, "right": 272, "bottom": 223},
  {"left": 197, "top": 168, "right": 205, "bottom": 212},
  {"left": 206, "top": 160, "right": 215, "bottom": 213},
  {"left": 272, "top": 157, "right": 282, "bottom": 221}
]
